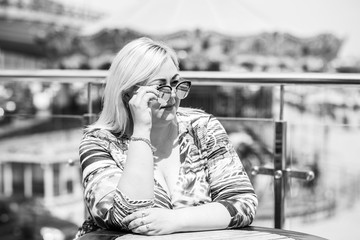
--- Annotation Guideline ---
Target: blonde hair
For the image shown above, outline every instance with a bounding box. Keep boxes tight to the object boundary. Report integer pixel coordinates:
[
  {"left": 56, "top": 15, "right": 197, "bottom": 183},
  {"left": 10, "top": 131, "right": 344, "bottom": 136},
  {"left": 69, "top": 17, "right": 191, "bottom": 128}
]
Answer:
[{"left": 90, "top": 37, "right": 179, "bottom": 136}]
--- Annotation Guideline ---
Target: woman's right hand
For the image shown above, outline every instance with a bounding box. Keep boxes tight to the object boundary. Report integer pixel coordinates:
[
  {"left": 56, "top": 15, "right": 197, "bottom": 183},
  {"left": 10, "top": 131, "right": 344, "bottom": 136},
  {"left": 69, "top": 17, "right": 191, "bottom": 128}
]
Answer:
[
  {"left": 123, "top": 208, "right": 179, "bottom": 235},
  {"left": 128, "top": 85, "right": 159, "bottom": 134}
]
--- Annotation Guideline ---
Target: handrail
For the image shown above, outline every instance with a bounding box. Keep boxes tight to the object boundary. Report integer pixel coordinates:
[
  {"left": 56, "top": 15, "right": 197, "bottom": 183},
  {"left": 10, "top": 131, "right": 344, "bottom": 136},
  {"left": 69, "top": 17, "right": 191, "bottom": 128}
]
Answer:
[
  {"left": 1, "top": 70, "right": 360, "bottom": 86},
  {"left": 1, "top": 69, "right": 359, "bottom": 230}
]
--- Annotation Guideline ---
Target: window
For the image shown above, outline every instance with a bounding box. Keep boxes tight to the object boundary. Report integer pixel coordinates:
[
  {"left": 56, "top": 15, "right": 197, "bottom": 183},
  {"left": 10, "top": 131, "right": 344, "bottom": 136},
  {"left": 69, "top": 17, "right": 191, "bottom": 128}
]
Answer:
[
  {"left": 32, "top": 164, "right": 44, "bottom": 197},
  {"left": 12, "top": 163, "right": 25, "bottom": 197}
]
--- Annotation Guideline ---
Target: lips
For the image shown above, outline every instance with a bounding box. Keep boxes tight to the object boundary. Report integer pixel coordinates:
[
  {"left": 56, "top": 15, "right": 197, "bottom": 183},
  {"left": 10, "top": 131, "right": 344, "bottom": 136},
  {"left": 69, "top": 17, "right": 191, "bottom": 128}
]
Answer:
[{"left": 160, "top": 104, "right": 175, "bottom": 109}]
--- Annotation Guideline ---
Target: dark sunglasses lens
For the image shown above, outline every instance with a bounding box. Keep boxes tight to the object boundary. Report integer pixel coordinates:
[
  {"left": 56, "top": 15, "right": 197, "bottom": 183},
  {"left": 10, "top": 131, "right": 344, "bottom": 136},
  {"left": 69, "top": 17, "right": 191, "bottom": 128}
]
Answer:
[
  {"left": 158, "top": 86, "right": 171, "bottom": 101},
  {"left": 176, "top": 82, "right": 191, "bottom": 99}
]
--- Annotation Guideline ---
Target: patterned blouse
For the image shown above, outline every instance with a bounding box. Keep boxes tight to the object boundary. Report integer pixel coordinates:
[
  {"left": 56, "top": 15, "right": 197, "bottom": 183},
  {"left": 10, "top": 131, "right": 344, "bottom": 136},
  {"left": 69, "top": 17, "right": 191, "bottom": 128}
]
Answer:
[{"left": 76, "top": 108, "right": 258, "bottom": 237}]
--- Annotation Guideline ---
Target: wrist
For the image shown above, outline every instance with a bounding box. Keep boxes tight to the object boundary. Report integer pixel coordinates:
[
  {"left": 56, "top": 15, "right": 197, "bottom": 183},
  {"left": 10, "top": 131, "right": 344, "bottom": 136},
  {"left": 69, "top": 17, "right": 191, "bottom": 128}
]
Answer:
[
  {"left": 173, "top": 209, "right": 186, "bottom": 232},
  {"left": 129, "top": 137, "right": 156, "bottom": 153},
  {"left": 132, "top": 127, "right": 151, "bottom": 139}
]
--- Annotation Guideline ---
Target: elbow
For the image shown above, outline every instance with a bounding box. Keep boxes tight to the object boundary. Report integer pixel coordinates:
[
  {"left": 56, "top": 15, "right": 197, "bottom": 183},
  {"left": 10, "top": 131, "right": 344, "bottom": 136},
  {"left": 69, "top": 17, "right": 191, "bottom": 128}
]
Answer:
[
  {"left": 234, "top": 202, "right": 257, "bottom": 228},
  {"left": 242, "top": 193, "right": 258, "bottom": 226},
  {"left": 85, "top": 190, "right": 156, "bottom": 230},
  {"left": 219, "top": 193, "right": 258, "bottom": 228},
  {"left": 88, "top": 201, "right": 127, "bottom": 230},
  {"left": 85, "top": 192, "right": 131, "bottom": 230},
  {"left": 229, "top": 204, "right": 257, "bottom": 228}
]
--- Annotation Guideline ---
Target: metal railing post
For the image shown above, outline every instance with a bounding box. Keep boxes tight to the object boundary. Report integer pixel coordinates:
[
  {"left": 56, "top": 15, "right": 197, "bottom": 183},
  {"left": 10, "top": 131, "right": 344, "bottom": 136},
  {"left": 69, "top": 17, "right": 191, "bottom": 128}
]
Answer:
[
  {"left": 274, "top": 85, "right": 286, "bottom": 228},
  {"left": 83, "top": 82, "right": 97, "bottom": 126},
  {"left": 273, "top": 120, "right": 286, "bottom": 228},
  {"left": 81, "top": 82, "right": 97, "bottom": 219},
  {"left": 252, "top": 85, "right": 314, "bottom": 229}
]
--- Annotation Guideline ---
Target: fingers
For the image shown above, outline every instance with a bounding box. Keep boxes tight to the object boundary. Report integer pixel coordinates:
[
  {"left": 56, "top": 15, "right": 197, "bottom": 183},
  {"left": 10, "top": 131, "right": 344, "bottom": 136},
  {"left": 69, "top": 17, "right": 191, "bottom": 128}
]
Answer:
[
  {"left": 128, "top": 217, "right": 147, "bottom": 231},
  {"left": 123, "top": 210, "right": 154, "bottom": 235},
  {"left": 130, "top": 86, "right": 159, "bottom": 106},
  {"left": 123, "top": 210, "right": 150, "bottom": 227},
  {"left": 122, "top": 211, "right": 147, "bottom": 225},
  {"left": 132, "top": 223, "right": 152, "bottom": 235}
]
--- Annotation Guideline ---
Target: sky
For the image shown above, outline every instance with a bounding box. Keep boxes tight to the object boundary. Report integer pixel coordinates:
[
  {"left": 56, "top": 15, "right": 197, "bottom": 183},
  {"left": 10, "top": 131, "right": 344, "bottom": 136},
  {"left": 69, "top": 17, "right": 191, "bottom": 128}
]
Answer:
[{"left": 58, "top": 0, "right": 360, "bottom": 59}]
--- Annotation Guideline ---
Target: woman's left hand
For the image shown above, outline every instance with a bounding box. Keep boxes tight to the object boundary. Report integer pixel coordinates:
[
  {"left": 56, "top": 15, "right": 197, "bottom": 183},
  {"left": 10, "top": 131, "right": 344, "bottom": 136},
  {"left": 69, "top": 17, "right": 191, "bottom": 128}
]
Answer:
[{"left": 122, "top": 208, "right": 179, "bottom": 235}]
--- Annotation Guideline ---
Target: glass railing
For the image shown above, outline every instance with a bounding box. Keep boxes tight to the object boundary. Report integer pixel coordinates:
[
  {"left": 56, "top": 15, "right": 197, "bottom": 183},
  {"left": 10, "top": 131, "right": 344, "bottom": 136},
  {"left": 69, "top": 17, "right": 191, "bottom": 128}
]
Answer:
[
  {"left": 1, "top": 70, "right": 360, "bottom": 239},
  {"left": 0, "top": 114, "right": 84, "bottom": 239},
  {"left": 278, "top": 85, "right": 360, "bottom": 239}
]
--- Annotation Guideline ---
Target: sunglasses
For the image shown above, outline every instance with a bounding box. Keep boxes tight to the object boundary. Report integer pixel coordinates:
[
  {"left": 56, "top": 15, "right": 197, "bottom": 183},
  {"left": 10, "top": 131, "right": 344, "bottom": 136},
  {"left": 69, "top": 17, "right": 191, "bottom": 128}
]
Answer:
[{"left": 157, "top": 80, "right": 191, "bottom": 101}]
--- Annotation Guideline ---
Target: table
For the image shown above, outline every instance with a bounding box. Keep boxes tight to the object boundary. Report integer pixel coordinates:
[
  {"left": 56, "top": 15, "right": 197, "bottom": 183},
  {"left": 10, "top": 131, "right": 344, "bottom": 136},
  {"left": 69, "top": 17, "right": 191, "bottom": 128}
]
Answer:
[{"left": 77, "top": 226, "right": 327, "bottom": 240}]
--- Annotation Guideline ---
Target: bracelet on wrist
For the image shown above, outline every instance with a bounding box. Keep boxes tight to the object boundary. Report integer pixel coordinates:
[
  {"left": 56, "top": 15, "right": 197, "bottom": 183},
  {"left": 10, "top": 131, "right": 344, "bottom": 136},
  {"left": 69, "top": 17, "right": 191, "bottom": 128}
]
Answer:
[{"left": 130, "top": 137, "right": 156, "bottom": 153}]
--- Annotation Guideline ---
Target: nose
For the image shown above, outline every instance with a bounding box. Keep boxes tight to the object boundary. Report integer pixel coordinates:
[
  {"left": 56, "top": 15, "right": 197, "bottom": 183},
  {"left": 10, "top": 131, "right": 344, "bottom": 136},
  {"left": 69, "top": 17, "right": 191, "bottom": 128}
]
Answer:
[{"left": 171, "top": 87, "right": 177, "bottom": 98}]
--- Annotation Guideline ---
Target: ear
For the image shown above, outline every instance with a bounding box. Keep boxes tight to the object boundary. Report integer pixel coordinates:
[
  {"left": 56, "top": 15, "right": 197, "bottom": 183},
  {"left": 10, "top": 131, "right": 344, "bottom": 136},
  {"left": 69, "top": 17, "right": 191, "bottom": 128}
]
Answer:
[{"left": 122, "top": 92, "right": 131, "bottom": 105}]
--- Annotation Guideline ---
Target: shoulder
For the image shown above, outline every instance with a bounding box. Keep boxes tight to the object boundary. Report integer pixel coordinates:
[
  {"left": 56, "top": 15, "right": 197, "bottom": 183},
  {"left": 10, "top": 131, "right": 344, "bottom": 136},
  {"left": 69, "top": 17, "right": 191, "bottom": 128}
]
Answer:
[
  {"left": 79, "top": 128, "right": 127, "bottom": 157},
  {"left": 177, "top": 107, "right": 212, "bottom": 126},
  {"left": 81, "top": 127, "right": 120, "bottom": 145},
  {"left": 177, "top": 107, "right": 224, "bottom": 130}
]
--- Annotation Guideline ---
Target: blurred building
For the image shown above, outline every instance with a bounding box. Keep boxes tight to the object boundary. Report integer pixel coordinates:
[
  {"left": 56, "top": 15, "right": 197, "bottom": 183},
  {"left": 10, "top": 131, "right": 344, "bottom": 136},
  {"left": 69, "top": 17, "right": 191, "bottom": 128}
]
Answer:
[
  {"left": 0, "top": 126, "right": 84, "bottom": 224},
  {"left": 0, "top": 0, "right": 102, "bottom": 69}
]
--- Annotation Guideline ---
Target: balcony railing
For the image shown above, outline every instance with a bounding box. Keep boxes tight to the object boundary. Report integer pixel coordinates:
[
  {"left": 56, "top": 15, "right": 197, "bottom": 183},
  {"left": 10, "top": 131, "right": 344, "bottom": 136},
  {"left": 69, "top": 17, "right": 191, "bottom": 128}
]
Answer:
[{"left": 1, "top": 70, "right": 360, "bottom": 230}]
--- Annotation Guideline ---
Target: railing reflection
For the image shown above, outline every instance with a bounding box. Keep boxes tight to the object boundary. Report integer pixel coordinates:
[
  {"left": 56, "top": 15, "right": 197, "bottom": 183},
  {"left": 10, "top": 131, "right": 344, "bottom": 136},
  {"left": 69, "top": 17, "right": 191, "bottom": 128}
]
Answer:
[{"left": 1, "top": 70, "right": 360, "bottom": 231}]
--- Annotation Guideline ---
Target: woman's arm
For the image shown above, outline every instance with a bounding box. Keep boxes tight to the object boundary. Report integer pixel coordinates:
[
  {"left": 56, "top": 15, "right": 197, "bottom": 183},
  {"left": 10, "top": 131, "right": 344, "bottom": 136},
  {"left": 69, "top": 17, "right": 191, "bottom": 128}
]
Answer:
[
  {"left": 206, "top": 116, "right": 258, "bottom": 228},
  {"left": 117, "top": 132, "right": 154, "bottom": 199},
  {"left": 79, "top": 130, "right": 155, "bottom": 230},
  {"left": 123, "top": 201, "right": 230, "bottom": 235},
  {"left": 79, "top": 87, "right": 159, "bottom": 230},
  {"left": 174, "top": 202, "right": 231, "bottom": 231},
  {"left": 118, "top": 86, "right": 158, "bottom": 200},
  {"left": 123, "top": 115, "right": 257, "bottom": 235},
  {"left": 174, "top": 116, "right": 257, "bottom": 230}
]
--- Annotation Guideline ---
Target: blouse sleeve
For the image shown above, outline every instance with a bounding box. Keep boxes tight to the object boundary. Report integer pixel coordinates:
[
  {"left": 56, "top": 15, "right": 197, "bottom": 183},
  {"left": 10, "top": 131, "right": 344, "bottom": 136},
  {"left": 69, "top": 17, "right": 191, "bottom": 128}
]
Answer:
[
  {"left": 205, "top": 116, "right": 258, "bottom": 228},
  {"left": 79, "top": 131, "right": 154, "bottom": 230}
]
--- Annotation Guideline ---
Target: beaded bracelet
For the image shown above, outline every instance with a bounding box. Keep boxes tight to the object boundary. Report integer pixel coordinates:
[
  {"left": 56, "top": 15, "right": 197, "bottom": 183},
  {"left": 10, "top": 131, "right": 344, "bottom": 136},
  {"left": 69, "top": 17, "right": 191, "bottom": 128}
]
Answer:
[{"left": 130, "top": 137, "right": 157, "bottom": 153}]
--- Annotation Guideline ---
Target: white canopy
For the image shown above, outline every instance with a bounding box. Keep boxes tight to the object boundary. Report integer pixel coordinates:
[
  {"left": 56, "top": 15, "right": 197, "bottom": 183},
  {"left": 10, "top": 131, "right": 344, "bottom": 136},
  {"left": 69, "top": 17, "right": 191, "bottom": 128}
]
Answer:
[
  {"left": 81, "top": 0, "right": 277, "bottom": 36},
  {"left": 62, "top": 0, "right": 360, "bottom": 58}
]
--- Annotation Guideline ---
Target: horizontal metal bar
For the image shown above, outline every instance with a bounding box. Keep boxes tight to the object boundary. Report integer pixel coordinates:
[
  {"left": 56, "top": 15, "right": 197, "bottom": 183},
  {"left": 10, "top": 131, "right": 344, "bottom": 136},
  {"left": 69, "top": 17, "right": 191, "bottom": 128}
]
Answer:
[
  {"left": 251, "top": 166, "right": 274, "bottom": 176},
  {"left": 252, "top": 167, "right": 315, "bottom": 181},
  {"left": 182, "top": 71, "right": 360, "bottom": 86},
  {"left": 285, "top": 168, "right": 315, "bottom": 181},
  {"left": 1, "top": 70, "right": 360, "bottom": 86},
  {"left": 0, "top": 70, "right": 106, "bottom": 84}
]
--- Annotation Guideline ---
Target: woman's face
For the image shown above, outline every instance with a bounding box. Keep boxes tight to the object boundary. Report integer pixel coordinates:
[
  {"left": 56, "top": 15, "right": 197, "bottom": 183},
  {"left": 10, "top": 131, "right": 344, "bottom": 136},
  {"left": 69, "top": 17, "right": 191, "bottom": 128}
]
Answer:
[{"left": 147, "top": 59, "right": 182, "bottom": 124}]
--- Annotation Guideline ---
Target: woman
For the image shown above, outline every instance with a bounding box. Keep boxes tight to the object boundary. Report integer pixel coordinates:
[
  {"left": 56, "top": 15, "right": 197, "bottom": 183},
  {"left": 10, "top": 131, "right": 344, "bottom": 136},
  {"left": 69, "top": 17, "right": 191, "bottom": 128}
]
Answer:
[{"left": 76, "top": 37, "right": 257, "bottom": 237}]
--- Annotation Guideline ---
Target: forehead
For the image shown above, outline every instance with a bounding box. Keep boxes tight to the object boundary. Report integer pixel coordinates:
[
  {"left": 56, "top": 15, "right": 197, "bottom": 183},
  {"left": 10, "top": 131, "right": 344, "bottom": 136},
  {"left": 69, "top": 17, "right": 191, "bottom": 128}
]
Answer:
[{"left": 152, "top": 59, "right": 178, "bottom": 79}]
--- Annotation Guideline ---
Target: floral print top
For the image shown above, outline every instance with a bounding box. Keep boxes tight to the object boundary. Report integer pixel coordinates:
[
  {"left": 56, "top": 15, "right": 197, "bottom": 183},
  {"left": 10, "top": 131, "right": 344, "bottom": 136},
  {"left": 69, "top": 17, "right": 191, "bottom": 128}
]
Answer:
[{"left": 76, "top": 108, "right": 258, "bottom": 237}]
